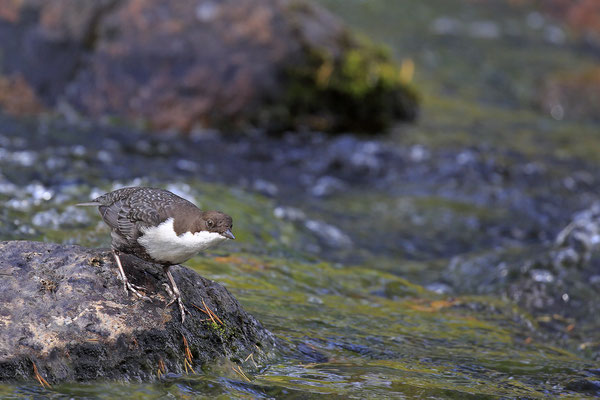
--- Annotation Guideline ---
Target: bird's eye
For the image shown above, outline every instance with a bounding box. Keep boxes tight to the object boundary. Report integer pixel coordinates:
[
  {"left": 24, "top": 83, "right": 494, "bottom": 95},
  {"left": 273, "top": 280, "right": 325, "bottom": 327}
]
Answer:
[{"left": 207, "top": 219, "right": 214, "bottom": 228}]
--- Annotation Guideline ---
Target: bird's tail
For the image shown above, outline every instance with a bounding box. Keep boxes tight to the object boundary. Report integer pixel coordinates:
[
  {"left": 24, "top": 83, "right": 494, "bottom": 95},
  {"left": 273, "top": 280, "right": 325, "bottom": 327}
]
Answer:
[{"left": 75, "top": 202, "right": 101, "bottom": 207}]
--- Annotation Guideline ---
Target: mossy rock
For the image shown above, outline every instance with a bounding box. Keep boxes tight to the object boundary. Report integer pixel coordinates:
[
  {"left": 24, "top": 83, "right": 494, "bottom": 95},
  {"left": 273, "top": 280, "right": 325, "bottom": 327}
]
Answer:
[
  {"left": 0, "top": 0, "right": 418, "bottom": 134},
  {"left": 280, "top": 36, "right": 419, "bottom": 133}
]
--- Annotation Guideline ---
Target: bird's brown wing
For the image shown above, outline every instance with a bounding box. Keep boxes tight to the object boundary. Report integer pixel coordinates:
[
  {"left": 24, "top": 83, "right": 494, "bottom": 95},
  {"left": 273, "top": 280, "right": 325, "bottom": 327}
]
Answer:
[
  {"left": 127, "top": 188, "right": 189, "bottom": 226},
  {"left": 98, "top": 200, "right": 141, "bottom": 242},
  {"left": 95, "top": 188, "right": 159, "bottom": 242},
  {"left": 95, "top": 187, "right": 196, "bottom": 242}
]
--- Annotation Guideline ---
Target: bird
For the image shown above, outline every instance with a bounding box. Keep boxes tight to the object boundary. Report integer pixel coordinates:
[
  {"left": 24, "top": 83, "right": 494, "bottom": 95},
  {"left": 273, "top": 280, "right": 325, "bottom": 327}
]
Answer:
[{"left": 77, "top": 186, "right": 235, "bottom": 322}]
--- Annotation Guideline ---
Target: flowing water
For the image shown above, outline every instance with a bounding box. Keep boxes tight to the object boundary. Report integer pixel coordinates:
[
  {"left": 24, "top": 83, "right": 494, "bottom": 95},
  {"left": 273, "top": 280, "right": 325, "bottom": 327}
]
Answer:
[{"left": 1, "top": 0, "right": 600, "bottom": 398}]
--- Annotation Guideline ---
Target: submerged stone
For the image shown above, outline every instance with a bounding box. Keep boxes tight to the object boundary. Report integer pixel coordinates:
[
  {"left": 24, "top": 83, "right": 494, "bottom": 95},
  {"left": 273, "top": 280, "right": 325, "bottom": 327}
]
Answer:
[{"left": 0, "top": 241, "right": 276, "bottom": 383}]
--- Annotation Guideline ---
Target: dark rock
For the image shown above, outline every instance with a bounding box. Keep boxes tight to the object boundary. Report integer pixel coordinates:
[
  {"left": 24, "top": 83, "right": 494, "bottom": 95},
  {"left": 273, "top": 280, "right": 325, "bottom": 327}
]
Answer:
[
  {"left": 295, "top": 342, "right": 328, "bottom": 363},
  {"left": 0, "top": 0, "right": 418, "bottom": 134},
  {"left": 0, "top": 240, "right": 277, "bottom": 383},
  {"left": 565, "top": 378, "right": 600, "bottom": 395},
  {"left": 553, "top": 202, "right": 600, "bottom": 267}
]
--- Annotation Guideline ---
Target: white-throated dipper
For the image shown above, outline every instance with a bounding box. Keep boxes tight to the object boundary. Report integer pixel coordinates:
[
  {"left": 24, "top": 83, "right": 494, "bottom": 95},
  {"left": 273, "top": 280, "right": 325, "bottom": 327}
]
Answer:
[{"left": 77, "top": 186, "right": 235, "bottom": 322}]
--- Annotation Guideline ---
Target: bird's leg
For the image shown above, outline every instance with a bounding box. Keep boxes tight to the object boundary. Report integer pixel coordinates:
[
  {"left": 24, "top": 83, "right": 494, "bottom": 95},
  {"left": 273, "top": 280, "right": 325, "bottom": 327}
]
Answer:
[
  {"left": 112, "top": 250, "right": 149, "bottom": 300},
  {"left": 163, "top": 265, "right": 188, "bottom": 323}
]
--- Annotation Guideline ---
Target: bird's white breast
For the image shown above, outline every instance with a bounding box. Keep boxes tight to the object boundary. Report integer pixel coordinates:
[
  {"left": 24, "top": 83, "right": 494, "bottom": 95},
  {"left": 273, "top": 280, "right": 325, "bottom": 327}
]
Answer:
[{"left": 137, "top": 218, "right": 226, "bottom": 264}]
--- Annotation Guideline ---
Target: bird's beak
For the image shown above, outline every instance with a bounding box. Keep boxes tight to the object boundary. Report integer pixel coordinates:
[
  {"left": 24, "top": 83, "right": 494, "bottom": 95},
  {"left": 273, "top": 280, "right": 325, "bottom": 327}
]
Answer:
[{"left": 221, "top": 229, "right": 235, "bottom": 240}]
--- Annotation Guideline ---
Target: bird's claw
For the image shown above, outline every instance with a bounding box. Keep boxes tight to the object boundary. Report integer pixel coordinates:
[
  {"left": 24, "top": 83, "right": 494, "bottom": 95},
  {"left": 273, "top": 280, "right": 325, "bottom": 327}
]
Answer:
[
  {"left": 163, "top": 283, "right": 189, "bottom": 323},
  {"left": 113, "top": 250, "right": 150, "bottom": 301},
  {"left": 124, "top": 280, "right": 151, "bottom": 301}
]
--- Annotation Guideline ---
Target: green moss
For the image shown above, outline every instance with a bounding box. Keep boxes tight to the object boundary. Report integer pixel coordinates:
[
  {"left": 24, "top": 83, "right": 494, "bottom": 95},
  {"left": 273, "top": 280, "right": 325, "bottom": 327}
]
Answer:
[
  {"left": 207, "top": 321, "right": 226, "bottom": 337},
  {"left": 276, "top": 34, "right": 418, "bottom": 133}
]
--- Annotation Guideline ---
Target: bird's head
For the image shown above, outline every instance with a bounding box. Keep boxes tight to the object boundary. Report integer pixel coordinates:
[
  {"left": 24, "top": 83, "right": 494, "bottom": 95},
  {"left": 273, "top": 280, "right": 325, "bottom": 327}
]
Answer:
[{"left": 200, "top": 210, "right": 235, "bottom": 240}]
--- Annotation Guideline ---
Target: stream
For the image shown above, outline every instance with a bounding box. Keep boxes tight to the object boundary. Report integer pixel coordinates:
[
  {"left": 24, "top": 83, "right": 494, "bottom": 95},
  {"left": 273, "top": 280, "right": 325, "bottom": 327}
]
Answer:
[{"left": 1, "top": 0, "right": 599, "bottom": 398}]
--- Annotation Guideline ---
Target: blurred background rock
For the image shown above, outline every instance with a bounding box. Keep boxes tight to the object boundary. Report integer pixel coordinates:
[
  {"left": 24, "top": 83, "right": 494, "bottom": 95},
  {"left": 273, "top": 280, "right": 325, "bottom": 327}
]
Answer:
[{"left": 0, "top": 0, "right": 417, "bottom": 133}]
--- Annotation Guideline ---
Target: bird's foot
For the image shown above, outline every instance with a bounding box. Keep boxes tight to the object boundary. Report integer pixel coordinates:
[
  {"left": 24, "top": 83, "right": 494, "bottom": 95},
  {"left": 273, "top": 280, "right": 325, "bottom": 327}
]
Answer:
[
  {"left": 113, "top": 249, "right": 150, "bottom": 301},
  {"left": 124, "top": 279, "right": 151, "bottom": 301},
  {"left": 163, "top": 283, "right": 189, "bottom": 323}
]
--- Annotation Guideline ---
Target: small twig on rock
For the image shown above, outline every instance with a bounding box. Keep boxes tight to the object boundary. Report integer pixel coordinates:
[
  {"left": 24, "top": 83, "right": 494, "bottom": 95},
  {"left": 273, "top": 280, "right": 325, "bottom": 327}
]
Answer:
[
  {"left": 232, "top": 365, "right": 251, "bottom": 382},
  {"left": 191, "top": 299, "right": 223, "bottom": 325},
  {"left": 244, "top": 352, "right": 258, "bottom": 368},
  {"left": 157, "top": 358, "right": 166, "bottom": 378},
  {"left": 182, "top": 334, "right": 193, "bottom": 363},
  {"left": 192, "top": 302, "right": 214, "bottom": 324},
  {"left": 181, "top": 334, "right": 195, "bottom": 374},
  {"left": 183, "top": 358, "right": 195, "bottom": 374},
  {"left": 32, "top": 360, "right": 50, "bottom": 388}
]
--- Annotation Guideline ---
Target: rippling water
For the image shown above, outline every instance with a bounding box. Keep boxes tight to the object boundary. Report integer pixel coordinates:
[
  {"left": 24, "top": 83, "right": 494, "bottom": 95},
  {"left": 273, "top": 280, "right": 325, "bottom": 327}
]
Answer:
[{"left": 1, "top": 171, "right": 597, "bottom": 398}]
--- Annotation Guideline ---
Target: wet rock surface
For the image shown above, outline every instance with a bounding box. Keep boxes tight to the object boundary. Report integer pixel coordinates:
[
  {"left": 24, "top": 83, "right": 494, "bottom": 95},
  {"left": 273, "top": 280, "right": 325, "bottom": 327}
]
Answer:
[
  {"left": 0, "top": 240, "right": 276, "bottom": 383},
  {"left": 0, "top": 0, "right": 416, "bottom": 133}
]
